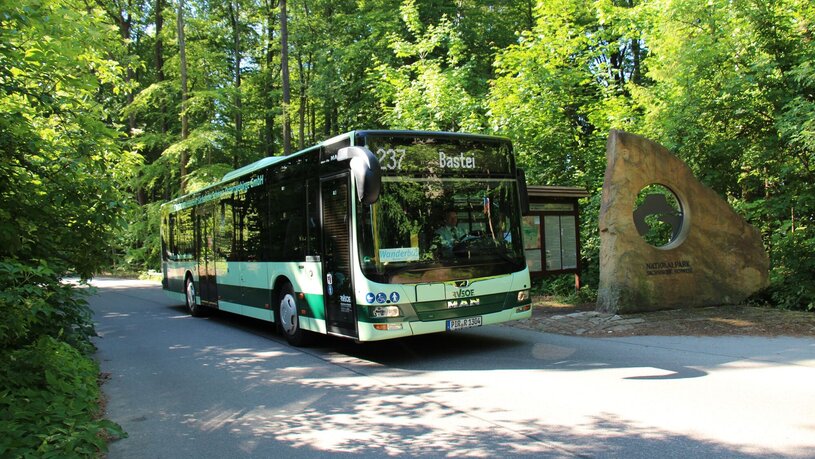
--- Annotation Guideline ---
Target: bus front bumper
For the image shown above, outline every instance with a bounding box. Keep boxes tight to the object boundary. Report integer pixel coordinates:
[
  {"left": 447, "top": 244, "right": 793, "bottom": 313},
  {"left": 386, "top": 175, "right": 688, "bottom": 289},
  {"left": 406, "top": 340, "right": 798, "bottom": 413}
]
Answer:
[{"left": 356, "top": 305, "right": 532, "bottom": 342}]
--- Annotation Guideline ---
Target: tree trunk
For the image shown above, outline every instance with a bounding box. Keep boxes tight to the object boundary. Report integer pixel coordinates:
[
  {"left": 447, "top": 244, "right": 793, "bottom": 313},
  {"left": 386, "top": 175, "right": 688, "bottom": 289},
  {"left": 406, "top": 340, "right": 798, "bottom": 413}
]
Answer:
[
  {"left": 263, "top": 0, "right": 276, "bottom": 157},
  {"left": 156, "top": 0, "right": 167, "bottom": 135},
  {"left": 323, "top": 99, "right": 332, "bottom": 137},
  {"left": 631, "top": 39, "right": 642, "bottom": 85},
  {"left": 297, "top": 52, "right": 306, "bottom": 150},
  {"left": 178, "top": 0, "right": 190, "bottom": 193},
  {"left": 228, "top": 0, "right": 243, "bottom": 167},
  {"left": 280, "top": 0, "right": 292, "bottom": 155},
  {"left": 309, "top": 101, "right": 316, "bottom": 144},
  {"left": 96, "top": 0, "right": 136, "bottom": 135}
]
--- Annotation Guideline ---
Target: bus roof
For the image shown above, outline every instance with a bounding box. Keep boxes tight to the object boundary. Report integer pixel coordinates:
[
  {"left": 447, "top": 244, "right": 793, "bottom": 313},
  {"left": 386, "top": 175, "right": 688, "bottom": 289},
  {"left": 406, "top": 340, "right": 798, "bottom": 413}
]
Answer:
[
  {"left": 163, "top": 130, "right": 510, "bottom": 208},
  {"left": 221, "top": 156, "right": 288, "bottom": 182},
  {"left": 353, "top": 130, "right": 511, "bottom": 143}
]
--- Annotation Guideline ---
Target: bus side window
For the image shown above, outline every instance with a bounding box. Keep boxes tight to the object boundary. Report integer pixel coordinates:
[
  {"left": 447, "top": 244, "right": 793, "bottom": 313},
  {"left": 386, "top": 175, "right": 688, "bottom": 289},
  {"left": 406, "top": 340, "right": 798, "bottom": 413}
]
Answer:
[
  {"left": 233, "top": 190, "right": 250, "bottom": 261},
  {"left": 271, "top": 180, "right": 306, "bottom": 261},
  {"left": 283, "top": 211, "right": 305, "bottom": 259},
  {"left": 166, "top": 214, "right": 175, "bottom": 260},
  {"left": 306, "top": 179, "right": 320, "bottom": 256},
  {"left": 172, "top": 208, "right": 194, "bottom": 261},
  {"left": 218, "top": 199, "right": 235, "bottom": 261},
  {"left": 243, "top": 184, "right": 267, "bottom": 261}
]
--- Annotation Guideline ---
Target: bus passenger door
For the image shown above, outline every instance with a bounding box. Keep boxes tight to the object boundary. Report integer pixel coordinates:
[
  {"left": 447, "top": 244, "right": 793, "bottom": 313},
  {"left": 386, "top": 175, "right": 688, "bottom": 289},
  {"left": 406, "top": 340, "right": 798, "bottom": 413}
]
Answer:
[
  {"left": 321, "top": 174, "right": 357, "bottom": 338},
  {"left": 196, "top": 208, "right": 219, "bottom": 307}
]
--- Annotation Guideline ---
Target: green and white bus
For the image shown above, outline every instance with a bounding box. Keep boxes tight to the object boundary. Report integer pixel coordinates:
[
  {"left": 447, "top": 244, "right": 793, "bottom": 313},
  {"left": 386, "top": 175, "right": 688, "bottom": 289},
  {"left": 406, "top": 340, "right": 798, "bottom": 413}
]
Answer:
[{"left": 161, "top": 130, "right": 532, "bottom": 345}]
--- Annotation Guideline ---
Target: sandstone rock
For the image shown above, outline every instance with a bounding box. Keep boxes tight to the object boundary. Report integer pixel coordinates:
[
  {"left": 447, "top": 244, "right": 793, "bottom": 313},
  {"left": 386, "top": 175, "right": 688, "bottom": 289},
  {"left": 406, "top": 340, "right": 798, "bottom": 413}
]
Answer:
[{"left": 597, "top": 130, "right": 769, "bottom": 313}]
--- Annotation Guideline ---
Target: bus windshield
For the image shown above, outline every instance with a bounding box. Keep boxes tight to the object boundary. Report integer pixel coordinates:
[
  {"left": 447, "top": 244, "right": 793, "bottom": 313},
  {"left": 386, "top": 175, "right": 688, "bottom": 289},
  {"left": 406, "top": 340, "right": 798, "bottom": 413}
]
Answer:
[{"left": 357, "top": 134, "right": 526, "bottom": 283}]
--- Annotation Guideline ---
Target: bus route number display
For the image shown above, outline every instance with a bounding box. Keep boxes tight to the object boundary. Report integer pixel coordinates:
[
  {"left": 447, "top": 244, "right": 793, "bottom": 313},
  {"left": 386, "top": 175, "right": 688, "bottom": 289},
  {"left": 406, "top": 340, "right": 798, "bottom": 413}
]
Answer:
[
  {"left": 376, "top": 148, "right": 406, "bottom": 171},
  {"left": 376, "top": 148, "right": 479, "bottom": 172},
  {"left": 366, "top": 134, "right": 513, "bottom": 176}
]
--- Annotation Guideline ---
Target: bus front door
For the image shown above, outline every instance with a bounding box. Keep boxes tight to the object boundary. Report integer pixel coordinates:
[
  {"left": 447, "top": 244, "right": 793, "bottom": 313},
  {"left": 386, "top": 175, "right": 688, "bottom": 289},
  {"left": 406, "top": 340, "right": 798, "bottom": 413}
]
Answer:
[
  {"left": 196, "top": 209, "right": 219, "bottom": 307},
  {"left": 321, "top": 174, "right": 358, "bottom": 338}
]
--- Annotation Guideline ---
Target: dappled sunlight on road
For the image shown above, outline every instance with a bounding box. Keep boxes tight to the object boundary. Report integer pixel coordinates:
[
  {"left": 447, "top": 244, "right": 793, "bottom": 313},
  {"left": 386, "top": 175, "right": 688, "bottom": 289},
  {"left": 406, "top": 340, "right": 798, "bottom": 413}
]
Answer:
[
  {"left": 530, "top": 342, "right": 578, "bottom": 361},
  {"left": 90, "top": 280, "right": 815, "bottom": 458},
  {"left": 104, "top": 312, "right": 132, "bottom": 318},
  {"left": 165, "top": 341, "right": 812, "bottom": 458},
  {"left": 180, "top": 364, "right": 556, "bottom": 456},
  {"left": 136, "top": 323, "right": 815, "bottom": 457}
]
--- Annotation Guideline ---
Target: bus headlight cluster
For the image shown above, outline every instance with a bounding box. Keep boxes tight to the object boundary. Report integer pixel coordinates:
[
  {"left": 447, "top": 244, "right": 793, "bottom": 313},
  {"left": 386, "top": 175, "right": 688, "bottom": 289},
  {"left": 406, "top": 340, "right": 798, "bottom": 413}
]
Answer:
[
  {"left": 517, "top": 289, "right": 530, "bottom": 303},
  {"left": 371, "top": 305, "right": 401, "bottom": 318}
]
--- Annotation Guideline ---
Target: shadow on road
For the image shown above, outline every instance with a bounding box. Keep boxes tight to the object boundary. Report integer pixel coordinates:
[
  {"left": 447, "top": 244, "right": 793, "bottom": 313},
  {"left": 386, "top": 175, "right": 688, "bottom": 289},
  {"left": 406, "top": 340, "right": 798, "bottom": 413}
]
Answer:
[{"left": 91, "top": 280, "right": 815, "bottom": 458}]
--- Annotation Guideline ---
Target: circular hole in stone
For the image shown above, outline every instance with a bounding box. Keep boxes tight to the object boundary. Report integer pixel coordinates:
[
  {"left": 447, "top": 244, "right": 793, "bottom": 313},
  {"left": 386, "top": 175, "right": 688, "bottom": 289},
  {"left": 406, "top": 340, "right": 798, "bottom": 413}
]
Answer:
[{"left": 633, "top": 184, "right": 684, "bottom": 248}]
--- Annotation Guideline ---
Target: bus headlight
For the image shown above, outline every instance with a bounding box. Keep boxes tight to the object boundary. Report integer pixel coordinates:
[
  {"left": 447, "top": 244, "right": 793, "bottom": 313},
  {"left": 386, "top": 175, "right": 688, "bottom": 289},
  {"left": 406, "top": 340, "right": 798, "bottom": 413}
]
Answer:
[
  {"left": 517, "top": 290, "right": 530, "bottom": 303},
  {"left": 371, "top": 305, "right": 401, "bottom": 318}
]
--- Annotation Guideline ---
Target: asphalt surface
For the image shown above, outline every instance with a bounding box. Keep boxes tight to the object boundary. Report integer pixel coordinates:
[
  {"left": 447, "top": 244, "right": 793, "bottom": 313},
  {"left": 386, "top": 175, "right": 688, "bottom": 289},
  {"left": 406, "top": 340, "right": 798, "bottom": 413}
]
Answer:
[{"left": 90, "top": 278, "right": 815, "bottom": 458}]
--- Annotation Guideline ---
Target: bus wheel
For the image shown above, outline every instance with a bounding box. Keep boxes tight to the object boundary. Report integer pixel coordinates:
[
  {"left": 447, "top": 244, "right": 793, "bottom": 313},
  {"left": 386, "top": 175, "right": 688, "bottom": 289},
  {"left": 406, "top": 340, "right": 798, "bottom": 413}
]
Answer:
[
  {"left": 185, "top": 276, "right": 205, "bottom": 317},
  {"left": 278, "top": 283, "right": 312, "bottom": 346}
]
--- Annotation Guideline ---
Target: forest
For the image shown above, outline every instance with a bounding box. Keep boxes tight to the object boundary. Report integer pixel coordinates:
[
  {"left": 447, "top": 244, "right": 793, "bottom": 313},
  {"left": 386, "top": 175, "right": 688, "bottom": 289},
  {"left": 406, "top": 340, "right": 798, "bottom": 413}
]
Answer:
[{"left": 1, "top": 0, "right": 814, "bottom": 455}]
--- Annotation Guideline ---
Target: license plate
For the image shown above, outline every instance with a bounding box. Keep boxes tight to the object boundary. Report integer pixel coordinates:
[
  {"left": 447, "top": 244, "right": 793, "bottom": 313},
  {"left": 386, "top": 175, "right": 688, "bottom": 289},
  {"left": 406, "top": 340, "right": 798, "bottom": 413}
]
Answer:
[{"left": 446, "top": 316, "right": 482, "bottom": 331}]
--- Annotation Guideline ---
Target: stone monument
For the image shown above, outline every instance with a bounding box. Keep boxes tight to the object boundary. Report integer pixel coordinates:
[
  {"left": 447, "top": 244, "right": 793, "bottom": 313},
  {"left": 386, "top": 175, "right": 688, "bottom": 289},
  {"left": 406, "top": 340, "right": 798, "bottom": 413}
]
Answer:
[{"left": 597, "top": 130, "right": 769, "bottom": 313}]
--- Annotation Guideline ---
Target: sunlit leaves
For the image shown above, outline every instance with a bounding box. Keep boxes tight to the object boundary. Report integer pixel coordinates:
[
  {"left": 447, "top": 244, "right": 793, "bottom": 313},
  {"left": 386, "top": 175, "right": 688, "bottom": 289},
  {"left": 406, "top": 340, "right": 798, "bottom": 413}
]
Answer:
[
  {"left": 488, "top": 0, "right": 628, "bottom": 187},
  {"left": 0, "top": 0, "right": 137, "bottom": 277},
  {"left": 371, "top": 0, "right": 510, "bottom": 132},
  {"left": 633, "top": 0, "right": 815, "bottom": 308}
]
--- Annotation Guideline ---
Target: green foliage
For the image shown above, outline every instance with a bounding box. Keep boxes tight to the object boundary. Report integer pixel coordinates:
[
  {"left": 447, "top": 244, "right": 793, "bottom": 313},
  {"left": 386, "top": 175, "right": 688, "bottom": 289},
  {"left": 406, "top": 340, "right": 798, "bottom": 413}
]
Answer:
[
  {"left": 488, "top": 0, "right": 642, "bottom": 292},
  {"left": 369, "top": 0, "right": 530, "bottom": 132},
  {"left": 767, "top": 227, "right": 815, "bottom": 310},
  {"left": 1, "top": 0, "right": 130, "bottom": 455},
  {"left": 0, "top": 0, "right": 139, "bottom": 278},
  {"left": 370, "top": 1, "right": 485, "bottom": 131},
  {"left": 578, "top": 194, "right": 603, "bottom": 290},
  {"left": 489, "top": 0, "right": 640, "bottom": 187},
  {"left": 5, "top": 0, "right": 805, "bottom": 316},
  {"left": 0, "top": 261, "right": 93, "bottom": 352},
  {"left": 636, "top": 0, "right": 815, "bottom": 309},
  {"left": 534, "top": 274, "right": 598, "bottom": 304},
  {"left": 0, "top": 261, "right": 126, "bottom": 457},
  {"left": 0, "top": 336, "right": 126, "bottom": 458},
  {"left": 111, "top": 202, "right": 164, "bottom": 272}
]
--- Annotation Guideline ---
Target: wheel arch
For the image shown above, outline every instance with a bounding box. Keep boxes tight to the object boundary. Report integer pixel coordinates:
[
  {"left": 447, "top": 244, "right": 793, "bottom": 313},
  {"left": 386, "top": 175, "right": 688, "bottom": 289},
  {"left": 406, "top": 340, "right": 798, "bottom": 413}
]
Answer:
[
  {"left": 271, "top": 274, "right": 295, "bottom": 302},
  {"left": 183, "top": 270, "right": 195, "bottom": 292},
  {"left": 270, "top": 274, "right": 294, "bottom": 326}
]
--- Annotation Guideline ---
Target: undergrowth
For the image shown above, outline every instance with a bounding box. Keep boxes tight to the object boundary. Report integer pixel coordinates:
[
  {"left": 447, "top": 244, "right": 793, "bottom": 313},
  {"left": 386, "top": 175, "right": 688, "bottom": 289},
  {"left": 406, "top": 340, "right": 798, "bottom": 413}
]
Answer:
[{"left": 0, "top": 260, "right": 126, "bottom": 458}]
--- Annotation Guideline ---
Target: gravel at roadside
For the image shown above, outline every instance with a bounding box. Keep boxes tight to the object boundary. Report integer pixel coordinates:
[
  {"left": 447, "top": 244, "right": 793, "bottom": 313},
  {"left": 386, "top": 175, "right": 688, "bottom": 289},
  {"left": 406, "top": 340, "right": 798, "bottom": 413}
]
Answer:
[{"left": 509, "top": 298, "right": 815, "bottom": 338}]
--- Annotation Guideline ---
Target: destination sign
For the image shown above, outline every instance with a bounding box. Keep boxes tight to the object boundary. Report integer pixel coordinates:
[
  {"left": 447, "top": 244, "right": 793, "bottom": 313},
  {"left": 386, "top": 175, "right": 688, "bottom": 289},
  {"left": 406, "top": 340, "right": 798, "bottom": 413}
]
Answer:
[
  {"left": 363, "top": 134, "right": 513, "bottom": 177},
  {"left": 171, "top": 175, "right": 264, "bottom": 212}
]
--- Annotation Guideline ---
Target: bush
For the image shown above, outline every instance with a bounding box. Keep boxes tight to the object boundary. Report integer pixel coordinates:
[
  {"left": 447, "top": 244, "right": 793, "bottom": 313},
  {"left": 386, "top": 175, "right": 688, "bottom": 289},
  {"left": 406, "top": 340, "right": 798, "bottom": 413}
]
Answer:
[
  {"left": 0, "top": 337, "right": 125, "bottom": 458},
  {"left": 110, "top": 202, "right": 163, "bottom": 274},
  {"left": 767, "top": 227, "right": 815, "bottom": 311},
  {"left": 534, "top": 273, "right": 598, "bottom": 304},
  {"left": 0, "top": 260, "right": 94, "bottom": 353},
  {"left": 0, "top": 260, "right": 125, "bottom": 457}
]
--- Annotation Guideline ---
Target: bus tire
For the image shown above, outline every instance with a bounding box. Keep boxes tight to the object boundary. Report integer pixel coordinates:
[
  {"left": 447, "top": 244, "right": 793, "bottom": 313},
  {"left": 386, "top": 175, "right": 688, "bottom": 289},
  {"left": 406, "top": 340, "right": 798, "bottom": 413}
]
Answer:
[
  {"left": 185, "top": 276, "right": 206, "bottom": 317},
  {"left": 277, "top": 282, "right": 312, "bottom": 347}
]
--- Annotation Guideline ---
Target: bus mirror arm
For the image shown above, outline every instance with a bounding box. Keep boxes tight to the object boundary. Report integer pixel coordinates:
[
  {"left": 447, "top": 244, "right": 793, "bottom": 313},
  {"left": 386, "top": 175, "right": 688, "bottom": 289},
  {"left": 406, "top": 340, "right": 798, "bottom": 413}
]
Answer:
[{"left": 338, "top": 146, "right": 382, "bottom": 205}]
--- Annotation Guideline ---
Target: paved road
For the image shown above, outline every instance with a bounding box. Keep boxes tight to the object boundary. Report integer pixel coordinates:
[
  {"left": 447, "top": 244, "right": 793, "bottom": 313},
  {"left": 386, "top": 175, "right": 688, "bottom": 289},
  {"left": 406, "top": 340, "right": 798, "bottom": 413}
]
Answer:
[{"left": 90, "top": 278, "right": 815, "bottom": 458}]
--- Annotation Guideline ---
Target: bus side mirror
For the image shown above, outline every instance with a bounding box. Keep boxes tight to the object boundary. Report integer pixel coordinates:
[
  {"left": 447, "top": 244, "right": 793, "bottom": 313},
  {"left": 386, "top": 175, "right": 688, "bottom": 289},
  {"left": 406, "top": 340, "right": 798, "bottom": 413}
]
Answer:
[
  {"left": 517, "top": 168, "right": 530, "bottom": 215},
  {"left": 338, "top": 146, "right": 381, "bottom": 204}
]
